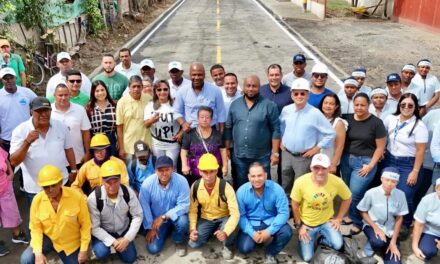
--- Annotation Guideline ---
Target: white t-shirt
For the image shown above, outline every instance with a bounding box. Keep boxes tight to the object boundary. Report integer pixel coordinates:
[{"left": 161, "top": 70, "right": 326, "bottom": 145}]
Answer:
[
  {"left": 115, "top": 62, "right": 141, "bottom": 79},
  {"left": 422, "top": 109, "right": 440, "bottom": 168},
  {"left": 46, "top": 72, "right": 91, "bottom": 97},
  {"left": 144, "top": 101, "right": 180, "bottom": 149},
  {"left": 409, "top": 73, "right": 440, "bottom": 107},
  {"left": 168, "top": 78, "right": 191, "bottom": 100},
  {"left": 384, "top": 115, "right": 428, "bottom": 157},
  {"left": 51, "top": 103, "right": 91, "bottom": 164}
]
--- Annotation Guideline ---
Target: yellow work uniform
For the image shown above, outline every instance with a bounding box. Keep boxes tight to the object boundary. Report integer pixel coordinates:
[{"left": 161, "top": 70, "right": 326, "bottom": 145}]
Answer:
[
  {"left": 189, "top": 178, "right": 240, "bottom": 236},
  {"left": 29, "top": 186, "right": 91, "bottom": 255},
  {"left": 71, "top": 156, "right": 129, "bottom": 192}
]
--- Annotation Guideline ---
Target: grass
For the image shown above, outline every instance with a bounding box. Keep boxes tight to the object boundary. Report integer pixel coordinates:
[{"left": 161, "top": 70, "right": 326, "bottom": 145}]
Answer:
[{"left": 326, "top": 0, "right": 351, "bottom": 12}]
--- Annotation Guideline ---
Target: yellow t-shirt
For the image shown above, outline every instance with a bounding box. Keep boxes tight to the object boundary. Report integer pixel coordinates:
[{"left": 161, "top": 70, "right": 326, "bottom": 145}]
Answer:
[{"left": 290, "top": 173, "right": 351, "bottom": 227}]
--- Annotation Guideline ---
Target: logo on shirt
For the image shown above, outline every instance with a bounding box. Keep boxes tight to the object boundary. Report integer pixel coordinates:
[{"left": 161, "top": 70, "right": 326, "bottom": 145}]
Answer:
[
  {"left": 19, "top": 98, "right": 27, "bottom": 106},
  {"left": 308, "top": 192, "right": 329, "bottom": 210}
]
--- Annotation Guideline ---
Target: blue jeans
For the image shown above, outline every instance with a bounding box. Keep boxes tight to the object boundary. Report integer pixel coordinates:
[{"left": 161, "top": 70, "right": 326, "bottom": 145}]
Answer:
[
  {"left": 24, "top": 192, "right": 37, "bottom": 207},
  {"left": 382, "top": 152, "right": 423, "bottom": 227},
  {"left": 340, "top": 154, "right": 377, "bottom": 228},
  {"left": 236, "top": 222, "right": 292, "bottom": 256},
  {"left": 363, "top": 225, "right": 401, "bottom": 264},
  {"left": 146, "top": 215, "right": 188, "bottom": 255},
  {"left": 20, "top": 235, "right": 79, "bottom": 264},
  {"left": 418, "top": 233, "right": 440, "bottom": 260},
  {"left": 233, "top": 153, "right": 271, "bottom": 189},
  {"left": 188, "top": 217, "right": 237, "bottom": 248},
  {"left": 298, "top": 222, "right": 344, "bottom": 262},
  {"left": 92, "top": 231, "right": 137, "bottom": 263}
]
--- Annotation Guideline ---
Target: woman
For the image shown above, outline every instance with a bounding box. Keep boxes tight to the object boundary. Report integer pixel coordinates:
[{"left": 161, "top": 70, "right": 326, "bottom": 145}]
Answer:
[
  {"left": 144, "top": 80, "right": 182, "bottom": 165},
  {"left": 369, "top": 88, "right": 393, "bottom": 121},
  {"left": 340, "top": 93, "right": 387, "bottom": 235},
  {"left": 382, "top": 93, "right": 428, "bottom": 235},
  {"left": 181, "top": 106, "right": 227, "bottom": 185},
  {"left": 318, "top": 94, "right": 347, "bottom": 174},
  {"left": 412, "top": 178, "right": 440, "bottom": 261},
  {"left": 357, "top": 167, "right": 408, "bottom": 264},
  {"left": 85, "top": 80, "right": 118, "bottom": 156},
  {"left": 142, "top": 77, "right": 153, "bottom": 96}
]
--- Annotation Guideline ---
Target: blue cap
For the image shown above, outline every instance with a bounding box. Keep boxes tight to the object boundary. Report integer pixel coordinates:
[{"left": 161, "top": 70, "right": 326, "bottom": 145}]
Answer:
[
  {"left": 155, "top": 155, "right": 173, "bottom": 169},
  {"left": 386, "top": 73, "right": 401, "bottom": 83},
  {"left": 293, "top": 54, "right": 306, "bottom": 63}
]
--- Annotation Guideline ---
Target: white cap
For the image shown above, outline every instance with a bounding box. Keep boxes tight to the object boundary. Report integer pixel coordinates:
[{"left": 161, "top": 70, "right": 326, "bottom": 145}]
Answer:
[
  {"left": 436, "top": 178, "right": 440, "bottom": 187},
  {"left": 0, "top": 67, "right": 16, "bottom": 78},
  {"left": 311, "top": 63, "right": 329, "bottom": 74},
  {"left": 290, "top": 78, "right": 310, "bottom": 91},
  {"left": 140, "top": 59, "right": 155, "bottom": 69},
  {"left": 402, "top": 64, "right": 416, "bottom": 73},
  {"left": 311, "top": 153, "right": 331, "bottom": 168},
  {"left": 56, "top": 51, "right": 71, "bottom": 62},
  {"left": 168, "top": 61, "right": 183, "bottom": 71}
]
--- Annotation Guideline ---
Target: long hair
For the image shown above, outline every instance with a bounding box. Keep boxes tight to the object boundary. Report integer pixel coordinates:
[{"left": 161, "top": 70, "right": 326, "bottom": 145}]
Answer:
[
  {"left": 85, "top": 80, "right": 116, "bottom": 118},
  {"left": 393, "top": 93, "right": 420, "bottom": 137},
  {"left": 152, "top": 80, "right": 173, "bottom": 110},
  {"left": 318, "top": 93, "right": 341, "bottom": 118}
]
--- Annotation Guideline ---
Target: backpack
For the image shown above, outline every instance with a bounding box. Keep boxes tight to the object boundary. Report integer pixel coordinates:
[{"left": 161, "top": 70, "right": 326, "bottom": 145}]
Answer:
[
  {"left": 311, "top": 246, "right": 351, "bottom": 264},
  {"left": 94, "top": 184, "right": 131, "bottom": 219},
  {"left": 192, "top": 178, "right": 228, "bottom": 217}
]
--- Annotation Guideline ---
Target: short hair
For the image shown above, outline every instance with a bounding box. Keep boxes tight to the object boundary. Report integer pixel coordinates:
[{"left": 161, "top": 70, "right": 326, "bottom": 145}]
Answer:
[
  {"left": 128, "top": 75, "right": 142, "bottom": 86},
  {"left": 65, "top": 69, "right": 81, "bottom": 79},
  {"left": 353, "top": 92, "right": 370, "bottom": 104},
  {"left": 267, "top": 64, "right": 282, "bottom": 73},
  {"left": 197, "top": 106, "right": 213, "bottom": 118},
  {"left": 224, "top": 72, "right": 238, "bottom": 82},
  {"left": 102, "top": 54, "right": 114, "bottom": 60},
  {"left": 119, "top": 48, "right": 131, "bottom": 56},
  {"left": 248, "top": 162, "right": 265, "bottom": 172},
  {"left": 210, "top": 64, "right": 225, "bottom": 74},
  {"left": 54, "top": 83, "right": 68, "bottom": 93}
]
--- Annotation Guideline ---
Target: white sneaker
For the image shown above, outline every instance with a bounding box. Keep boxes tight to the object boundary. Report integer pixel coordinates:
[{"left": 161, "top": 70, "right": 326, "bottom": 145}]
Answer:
[
  {"left": 265, "top": 255, "right": 278, "bottom": 264},
  {"left": 176, "top": 243, "right": 187, "bottom": 257},
  {"left": 222, "top": 246, "right": 233, "bottom": 260}
]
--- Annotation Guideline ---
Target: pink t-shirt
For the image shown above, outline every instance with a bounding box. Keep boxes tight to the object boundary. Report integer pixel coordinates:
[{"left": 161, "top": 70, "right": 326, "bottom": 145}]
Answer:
[{"left": 0, "top": 148, "right": 9, "bottom": 196}]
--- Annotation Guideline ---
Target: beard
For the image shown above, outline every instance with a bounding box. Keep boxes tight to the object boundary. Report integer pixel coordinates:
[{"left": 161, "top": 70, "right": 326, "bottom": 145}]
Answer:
[
  {"left": 104, "top": 67, "right": 115, "bottom": 73},
  {"left": 244, "top": 92, "right": 259, "bottom": 100}
]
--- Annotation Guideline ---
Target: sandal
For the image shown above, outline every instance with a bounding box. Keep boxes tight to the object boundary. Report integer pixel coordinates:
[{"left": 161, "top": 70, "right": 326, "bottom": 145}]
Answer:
[
  {"left": 341, "top": 219, "right": 353, "bottom": 225},
  {"left": 349, "top": 227, "right": 362, "bottom": 236}
]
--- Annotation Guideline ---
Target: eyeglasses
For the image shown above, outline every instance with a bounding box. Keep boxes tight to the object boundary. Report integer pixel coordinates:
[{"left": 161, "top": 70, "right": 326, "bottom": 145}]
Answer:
[
  {"left": 399, "top": 103, "right": 414, "bottom": 109},
  {"left": 157, "top": 88, "right": 169, "bottom": 92},
  {"left": 312, "top": 73, "right": 328, "bottom": 79},
  {"left": 293, "top": 91, "right": 307, "bottom": 96},
  {"left": 68, "top": 79, "right": 82, "bottom": 84}
]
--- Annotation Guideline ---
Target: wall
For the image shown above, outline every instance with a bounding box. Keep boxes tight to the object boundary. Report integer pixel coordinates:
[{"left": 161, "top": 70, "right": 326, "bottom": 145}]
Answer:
[
  {"left": 393, "top": 0, "right": 440, "bottom": 32},
  {"left": 291, "top": 0, "right": 326, "bottom": 19}
]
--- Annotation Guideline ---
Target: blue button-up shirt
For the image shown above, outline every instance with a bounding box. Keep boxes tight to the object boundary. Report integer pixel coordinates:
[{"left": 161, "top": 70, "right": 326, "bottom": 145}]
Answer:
[
  {"left": 236, "top": 180, "right": 289, "bottom": 237},
  {"left": 127, "top": 156, "right": 155, "bottom": 193},
  {"left": 174, "top": 81, "right": 226, "bottom": 127},
  {"left": 139, "top": 172, "right": 190, "bottom": 230},
  {"left": 280, "top": 103, "right": 335, "bottom": 153},
  {"left": 225, "top": 95, "right": 280, "bottom": 159},
  {"left": 260, "top": 83, "right": 293, "bottom": 114}
]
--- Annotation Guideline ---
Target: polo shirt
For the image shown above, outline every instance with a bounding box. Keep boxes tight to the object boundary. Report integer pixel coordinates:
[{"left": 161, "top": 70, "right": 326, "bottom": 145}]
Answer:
[
  {"left": 308, "top": 88, "right": 334, "bottom": 108},
  {"left": 46, "top": 72, "right": 91, "bottom": 97},
  {"left": 0, "top": 86, "right": 36, "bottom": 141},
  {"left": 48, "top": 91, "right": 90, "bottom": 107},
  {"left": 281, "top": 71, "right": 311, "bottom": 88},
  {"left": 93, "top": 72, "right": 128, "bottom": 101},
  {"left": 357, "top": 186, "right": 408, "bottom": 237},
  {"left": 408, "top": 73, "right": 440, "bottom": 107},
  {"left": 260, "top": 83, "right": 293, "bottom": 114},
  {"left": 10, "top": 118, "right": 72, "bottom": 194},
  {"left": 414, "top": 192, "right": 440, "bottom": 237},
  {"left": 115, "top": 62, "right": 141, "bottom": 79},
  {"left": 51, "top": 103, "right": 91, "bottom": 164},
  {"left": 221, "top": 89, "right": 241, "bottom": 115},
  {"left": 0, "top": 53, "right": 25, "bottom": 87},
  {"left": 168, "top": 78, "right": 191, "bottom": 99}
]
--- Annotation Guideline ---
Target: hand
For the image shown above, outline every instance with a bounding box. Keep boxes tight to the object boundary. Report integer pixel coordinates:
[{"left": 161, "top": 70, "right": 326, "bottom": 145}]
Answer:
[
  {"left": 67, "top": 171, "right": 77, "bottom": 185},
  {"left": 78, "top": 251, "right": 88, "bottom": 263},
  {"left": 373, "top": 227, "right": 387, "bottom": 242},
  {"left": 298, "top": 224, "right": 312, "bottom": 243},
  {"left": 151, "top": 216, "right": 164, "bottom": 231},
  {"left": 270, "top": 153, "right": 279, "bottom": 166},
  {"left": 386, "top": 242, "right": 401, "bottom": 262},
  {"left": 280, "top": 142, "right": 286, "bottom": 152},
  {"left": 150, "top": 114, "right": 160, "bottom": 124},
  {"left": 114, "top": 237, "right": 130, "bottom": 252},
  {"left": 329, "top": 164, "right": 337, "bottom": 174},
  {"left": 214, "top": 230, "right": 228, "bottom": 242},
  {"left": 119, "top": 149, "right": 126, "bottom": 160},
  {"left": 35, "top": 253, "right": 48, "bottom": 264},
  {"left": 182, "top": 164, "right": 190, "bottom": 175},
  {"left": 172, "top": 132, "right": 183, "bottom": 142},
  {"left": 26, "top": 130, "right": 40, "bottom": 144},
  {"left": 407, "top": 170, "right": 418, "bottom": 186},
  {"left": 412, "top": 246, "right": 426, "bottom": 260},
  {"left": 358, "top": 164, "right": 372, "bottom": 177},
  {"left": 302, "top": 146, "right": 320, "bottom": 158},
  {"left": 181, "top": 122, "right": 192, "bottom": 133},
  {"left": 329, "top": 218, "right": 342, "bottom": 231},
  {"left": 252, "top": 232, "right": 262, "bottom": 243},
  {"left": 436, "top": 239, "right": 440, "bottom": 250},
  {"left": 222, "top": 166, "right": 228, "bottom": 177},
  {"left": 259, "top": 230, "right": 272, "bottom": 243},
  {"left": 145, "top": 229, "right": 159, "bottom": 244},
  {"left": 189, "top": 230, "right": 198, "bottom": 242}
]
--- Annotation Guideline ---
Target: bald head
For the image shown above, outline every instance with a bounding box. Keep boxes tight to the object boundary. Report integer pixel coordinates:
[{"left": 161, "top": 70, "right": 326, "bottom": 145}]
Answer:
[
  {"left": 189, "top": 62, "right": 206, "bottom": 89},
  {"left": 243, "top": 75, "right": 260, "bottom": 100}
]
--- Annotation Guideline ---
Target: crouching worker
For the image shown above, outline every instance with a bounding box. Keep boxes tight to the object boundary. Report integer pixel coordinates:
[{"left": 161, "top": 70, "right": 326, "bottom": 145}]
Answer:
[
  {"left": 188, "top": 153, "right": 239, "bottom": 260},
  {"left": 139, "top": 155, "right": 190, "bottom": 256},
  {"left": 128, "top": 140, "right": 156, "bottom": 194},
  {"left": 87, "top": 160, "right": 143, "bottom": 263},
  {"left": 291, "top": 153, "right": 352, "bottom": 262},
  {"left": 20, "top": 165, "right": 91, "bottom": 264}
]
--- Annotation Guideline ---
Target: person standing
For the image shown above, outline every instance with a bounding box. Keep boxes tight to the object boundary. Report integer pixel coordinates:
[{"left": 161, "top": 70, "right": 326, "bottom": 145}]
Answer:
[
  {"left": 93, "top": 54, "right": 129, "bottom": 101},
  {"left": 308, "top": 63, "right": 334, "bottom": 108},
  {"left": 115, "top": 48, "right": 141, "bottom": 79},
  {"left": 48, "top": 70, "right": 90, "bottom": 107},
  {"left": 221, "top": 73, "right": 242, "bottom": 115},
  {"left": 338, "top": 77, "right": 359, "bottom": 115},
  {"left": 282, "top": 53, "right": 311, "bottom": 87},
  {"left": 260, "top": 64, "right": 293, "bottom": 114},
  {"left": 351, "top": 68, "right": 371, "bottom": 94},
  {"left": 0, "top": 39, "right": 26, "bottom": 88},
  {"left": 409, "top": 59, "right": 440, "bottom": 116},
  {"left": 139, "top": 59, "right": 158, "bottom": 84},
  {"left": 369, "top": 88, "right": 393, "bottom": 121},
  {"left": 210, "top": 64, "right": 226, "bottom": 88},
  {"left": 168, "top": 61, "right": 190, "bottom": 99}
]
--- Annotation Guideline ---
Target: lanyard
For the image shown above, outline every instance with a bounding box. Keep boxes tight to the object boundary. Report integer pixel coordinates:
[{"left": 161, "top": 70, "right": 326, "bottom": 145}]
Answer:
[{"left": 393, "top": 118, "right": 411, "bottom": 143}]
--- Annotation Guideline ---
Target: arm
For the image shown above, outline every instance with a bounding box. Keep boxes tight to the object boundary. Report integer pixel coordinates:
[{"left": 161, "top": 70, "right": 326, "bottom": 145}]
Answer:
[
  {"left": 412, "top": 220, "right": 426, "bottom": 260},
  {"left": 266, "top": 190, "right": 289, "bottom": 235},
  {"left": 20, "top": 71, "right": 27, "bottom": 87},
  {"left": 426, "top": 91, "right": 440, "bottom": 110},
  {"left": 10, "top": 129, "right": 39, "bottom": 167},
  {"left": 407, "top": 143, "right": 426, "bottom": 186},
  {"left": 65, "top": 148, "right": 77, "bottom": 183},
  {"left": 71, "top": 164, "right": 87, "bottom": 191},
  {"left": 360, "top": 211, "right": 386, "bottom": 241},
  {"left": 124, "top": 190, "right": 144, "bottom": 242},
  {"left": 165, "top": 176, "right": 190, "bottom": 221},
  {"left": 81, "top": 130, "right": 91, "bottom": 162},
  {"left": 331, "top": 121, "right": 346, "bottom": 172},
  {"left": 29, "top": 198, "right": 44, "bottom": 254},
  {"left": 139, "top": 184, "right": 154, "bottom": 230},
  {"left": 291, "top": 200, "right": 302, "bottom": 227},
  {"left": 180, "top": 148, "right": 190, "bottom": 175},
  {"left": 430, "top": 124, "right": 440, "bottom": 162},
  {"left": 222, "top": 185, "right": 240, "bottom": 236},
  {"left": 220, "top": 147, "right": 228, "bottom": 176},
  {"left": 359, "top": 137, "right": 385, "bottom": 177},
  {"left": 116, "top": 124, "right": 125, "bottom": 159}
]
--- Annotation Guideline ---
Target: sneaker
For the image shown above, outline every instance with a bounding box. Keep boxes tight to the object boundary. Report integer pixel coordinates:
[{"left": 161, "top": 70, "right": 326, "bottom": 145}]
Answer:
[
  {"left": 222, "top": 246, "right": 233, "bottom": 260},
  {"left": 399, "top": 226, "right": 410, "bottom": 241},
  {"left": 363, "top": 241, "right": 374, "bottom": 257},
  {"left": 12, "top": 231, "right": 29, "bottom": 244},
  {"left": 176, "top": 243, "right": 187, "bottom": 257},
  {"left": 0, "top": 241, "right": 10, "bottom": 257},
  {"left": 264, "top": 255, "right": 278, "bottom": 264}
]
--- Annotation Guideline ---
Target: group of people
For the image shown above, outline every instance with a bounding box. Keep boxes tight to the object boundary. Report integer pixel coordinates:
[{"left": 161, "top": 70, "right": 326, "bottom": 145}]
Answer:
[{"left": 0, "top": 42, "right": 440, "bottom": 263}]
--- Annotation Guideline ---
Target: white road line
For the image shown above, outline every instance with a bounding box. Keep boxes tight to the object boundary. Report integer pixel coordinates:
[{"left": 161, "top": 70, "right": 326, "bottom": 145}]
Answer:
[{"left": 251, "top": 0, "right": 344, "bottom": 88}]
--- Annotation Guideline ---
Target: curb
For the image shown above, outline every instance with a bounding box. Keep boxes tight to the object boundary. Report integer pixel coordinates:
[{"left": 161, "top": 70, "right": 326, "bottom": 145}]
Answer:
[{"left": 88, "top": 0, "right": 185, "bottom": 79}]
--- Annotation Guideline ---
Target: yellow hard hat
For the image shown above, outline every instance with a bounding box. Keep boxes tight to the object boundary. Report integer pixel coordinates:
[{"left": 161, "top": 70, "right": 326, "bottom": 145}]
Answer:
[
  {"left": 100, "top": 160, "right": 122, "bottom": 179},
  {"left": 38, "top": 165, "right": 63, "bottom": 187},
  {"left": 197, "top": 153, "right": 219, "bottom": 171},
  {"left": 90, "top": 134, "right": 110, "bottom": 149}
]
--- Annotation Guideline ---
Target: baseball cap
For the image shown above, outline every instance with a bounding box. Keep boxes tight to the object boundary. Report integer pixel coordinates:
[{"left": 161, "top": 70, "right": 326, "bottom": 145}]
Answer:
[
  {"left": 386, "top": 73, "right": 401, "bottom": 83},
  {"left": 134, "top": 140, "right": 150, "bottom": 158},
  {"left": 57, "top": 51, "right": 71, "bottom": 62},
  {"left": 168, "top": 61, "right": 183, "bottom": 71},
  {"left": 436, "top": 178, "right": 440, "bottom": 187},
  {"left": 0, "top": 67, "right": 16, "bottom": 78},
  {"left": 311, "top": 153, "right": 331, "bottom": 168},
  {"left": 155, "top": 155, "right": 174, "bottom": 169},
  {"left": 30, "top": 97, "right": 51, "bottom": 111},
  {"left": 311, "top": 63, "right": 328, "bottom": 74},
  {"left": 381, "top": 167, "right": 400, "bottom": 181},
  {"left": 293, "top": 54, "right": 306, "bottom": 63},
  {"left": 290, "top": 78, "right": 310, "bottom": 91},
  {"left": 0, "top": 39, "right": 10, "bottom": 47},
  {"left": 140, "top": 59, "right": 155, "bottom": 69}
]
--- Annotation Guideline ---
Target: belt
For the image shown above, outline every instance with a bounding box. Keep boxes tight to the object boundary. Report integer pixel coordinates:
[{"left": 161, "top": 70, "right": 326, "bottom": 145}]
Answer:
[{"left": 285, "top": 149, "right": 303, "bottom": 157}]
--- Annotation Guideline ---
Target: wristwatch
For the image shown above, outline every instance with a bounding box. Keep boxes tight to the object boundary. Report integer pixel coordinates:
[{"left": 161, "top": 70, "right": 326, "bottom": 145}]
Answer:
[
  {"left": 272, "top": 152, "right": 280, "bottom": 157},
  {"left": 161, "top": 215, "right": 167, "bottom": 221},
  {"left": 294, "top": 221, "right": 302, "bottom": 229},
  {"left": 70, "top": 169, "right": 78, "bottom": 174}
]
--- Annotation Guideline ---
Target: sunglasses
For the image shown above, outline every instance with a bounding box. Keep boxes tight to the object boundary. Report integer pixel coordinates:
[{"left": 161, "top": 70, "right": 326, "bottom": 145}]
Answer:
[
  {"left": 293, "top": 91, "right": 307, "bottom": 96},
  {"left": 313, "top": 73, "right": 328, "bottom": 79},
  {"left": 294, "top": 61, "right": 305, "bottom": 65},
  {"left": 68, "top": 79, "right": 82, "bottom": 84},
  {"left": 157, "top": 88, "right": 169, "bottom": 92},
  {"left": 399, "top": 103, "right": 414, "bottom": 109}
]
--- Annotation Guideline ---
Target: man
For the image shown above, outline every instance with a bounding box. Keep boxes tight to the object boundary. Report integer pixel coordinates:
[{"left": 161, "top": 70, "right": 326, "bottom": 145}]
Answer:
[
  {"left": 309, "top": 63, "right": 334, "bottom": 107},
  {"left": 139, "top": 58, "right": 158, "bottom": 84},
  {"left": 282, "top": 53, "right": 311, "bottom": 87},
  {"left": 210, "top": 64, "right": 226, "bottom": 87},
  {"left": 0, "top": 67, "right": 36, "bottom": 152},
  {"left": 116, "top": 75, "right": 152, "bottom": 162},
  {"left": 88, "top": 160, "right": 143, "bottom": 263},
  {"left": 115, "top": 48, "right": 141, "bottom": 79},
  {"left": 48, "top": 70, "right": 90, "bottom": 107},
  {"left": 168, "top": 61, "right": 190, "bottom": 99},
  {"left": 0, "top": 39, "right": 26, "bottom": 88},
  {"left": 50, "top": 84, "right": 91, "bottom": 168},
  {"left": 260, "top": 64, "right": 293, "bottom": 114},
  {"left": 291, "top": 153, "right": 352, "bottom": 262},
  {"left": 46, "top": 51, "right": 91, "bottom": 97},
  {"left": 280, "top": 78, "right": 335, "bottom": 193},
  {"left": 188, "top": 154, "right": 239, "bottom": 259},
  {"left": 236, "top": 162, "right": 292, "bottom": 264},
  {"left": 386, "top": 73, "right": 403, "bottom": 111},
  {"left": 351, "top": 68, "right": 371, "bottom": 94},
  {"left": 225, "top": 75, "right": 280, "bottom": 188},
  {"left": 20, "top": 165, "right": 91, "bottom": 264},
  {"left": 401, "top": 64, "right": 417, "bottom": 92},
  {"left": 338, "top": 77, "right": 359, "bottom": 114},
  {"left": 221, "top": 73, "right": 242, "bottom": 115},
  {"left": 409, "top": 59, "right": 440, "bottom": 115},
  {"left": 127, "top": 140, "right": 156, "bottom": 193},
  {"left": 93, "top": 54, "right": 129, "bottom": 101},
  {"left": 10, "top": 97, "right": 77, "bottom": 203},
  {"left": 174, "top": 62, "right": 226, "bottom": 133},
  {"left": 139, "top": 156, "right": 190, "bottom": 256}
]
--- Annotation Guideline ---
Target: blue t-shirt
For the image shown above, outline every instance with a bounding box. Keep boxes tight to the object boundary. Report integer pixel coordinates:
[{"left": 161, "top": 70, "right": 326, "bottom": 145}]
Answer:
[{"left": 308, "top": 88, "right": 333, "bottom": 108}]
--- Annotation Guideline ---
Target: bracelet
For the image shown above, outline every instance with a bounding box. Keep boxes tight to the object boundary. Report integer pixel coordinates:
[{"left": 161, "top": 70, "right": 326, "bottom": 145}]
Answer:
[
  {"left": 272, "top": 152, "right": 280, "bottom": 157},
  {"left": 24, "top": 139, "right": 31, "bottom": 145},
  {"left": 70, "top": 169, "right": 78, "bottom": 173}
]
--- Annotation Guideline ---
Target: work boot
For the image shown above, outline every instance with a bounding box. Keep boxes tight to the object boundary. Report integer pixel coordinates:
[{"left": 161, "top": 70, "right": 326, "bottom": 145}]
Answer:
[
  {"left": 222, "top": 246, "right": 233, "bottom": 260},
  {"left": 265, "top": 255, "right": 278, "bottom": 264}
]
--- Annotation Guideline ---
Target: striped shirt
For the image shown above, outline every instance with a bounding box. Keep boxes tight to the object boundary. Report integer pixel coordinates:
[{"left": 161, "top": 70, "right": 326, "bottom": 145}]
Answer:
[{"left": 89, "top": 101, "right": 116, "bottom": 135}]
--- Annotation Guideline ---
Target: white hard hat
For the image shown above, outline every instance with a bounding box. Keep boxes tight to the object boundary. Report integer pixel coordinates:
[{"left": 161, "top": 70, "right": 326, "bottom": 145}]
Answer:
[{"left": 311, "top": 63, "right": 329, "bottom": 74}]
